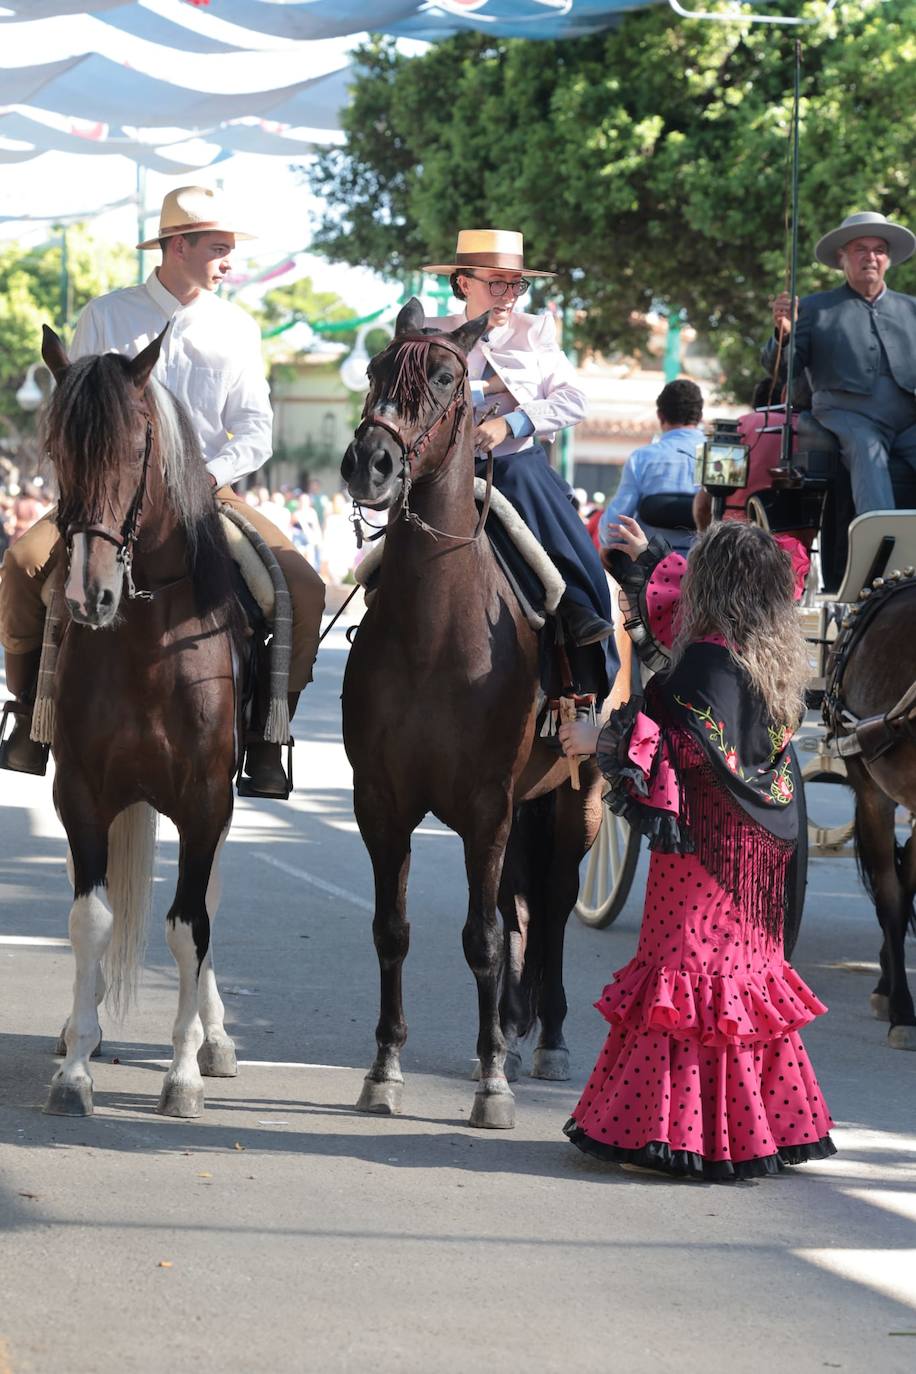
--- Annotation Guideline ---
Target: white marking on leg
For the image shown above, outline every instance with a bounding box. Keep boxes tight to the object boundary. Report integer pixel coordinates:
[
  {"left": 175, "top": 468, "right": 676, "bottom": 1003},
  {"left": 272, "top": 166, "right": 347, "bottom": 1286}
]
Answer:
[
  {"left": 164, "top": 918, "right": 205, "bottom": 1091},
  {"left": 199, "top": 828, "right": 233, "bottom": 1048},
  {"left": 54, "top": 889, "right": 112, "bottom": 1090}
]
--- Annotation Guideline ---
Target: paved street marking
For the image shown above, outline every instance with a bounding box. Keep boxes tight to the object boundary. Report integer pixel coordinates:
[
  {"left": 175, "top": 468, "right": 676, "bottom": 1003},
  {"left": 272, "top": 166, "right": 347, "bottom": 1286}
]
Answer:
[
  {"left": 253, "top": 851, "right": 373, "bottom": 911},
  {"left": 0, "top": 935, "right": 69, "bottom": 947}
]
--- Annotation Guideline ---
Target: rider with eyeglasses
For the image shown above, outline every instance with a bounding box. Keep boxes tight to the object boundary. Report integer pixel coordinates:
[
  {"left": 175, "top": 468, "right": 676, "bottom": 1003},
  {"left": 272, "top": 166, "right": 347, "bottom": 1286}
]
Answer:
[{"left": 422, "top": 229, "right": 614, "bottom": 649}]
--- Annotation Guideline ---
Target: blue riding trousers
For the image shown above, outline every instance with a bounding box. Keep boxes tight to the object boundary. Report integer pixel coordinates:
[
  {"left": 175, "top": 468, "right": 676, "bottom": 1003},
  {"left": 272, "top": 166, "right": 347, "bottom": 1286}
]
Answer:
[
  {"left": 814, "top": 375, "right": 916, "bottom": 513},
  {"left": 476, "top": 444, "right": 612, "bottom": 622}
]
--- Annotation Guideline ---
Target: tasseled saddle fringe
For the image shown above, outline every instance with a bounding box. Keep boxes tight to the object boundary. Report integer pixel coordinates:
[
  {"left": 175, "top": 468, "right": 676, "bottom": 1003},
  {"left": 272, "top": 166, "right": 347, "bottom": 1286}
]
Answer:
[
  {"left": 32, "top": 565, "right": 65, "bottom": 745},
  {"left": 217, "top": 504, "right": 292, "bottom": 744},
  {"left": 667, "top": 730, "right": 794, "bottom": 940}
]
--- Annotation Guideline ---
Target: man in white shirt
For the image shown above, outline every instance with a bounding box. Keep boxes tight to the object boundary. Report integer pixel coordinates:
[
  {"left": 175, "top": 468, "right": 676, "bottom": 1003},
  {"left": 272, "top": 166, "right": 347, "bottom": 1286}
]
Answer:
[
  {"left": 0, "top": 186, "right": 325, "bottom": 792},
  {"left": 422, "top": 229, "right": 613, "bottom": 647}
]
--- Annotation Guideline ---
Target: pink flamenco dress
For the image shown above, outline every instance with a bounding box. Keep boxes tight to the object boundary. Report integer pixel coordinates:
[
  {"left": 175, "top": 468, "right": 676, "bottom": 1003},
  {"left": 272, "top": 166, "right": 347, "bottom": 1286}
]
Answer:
[{"left": 564, "top": 541, "right": 836, "bottom": 1181}]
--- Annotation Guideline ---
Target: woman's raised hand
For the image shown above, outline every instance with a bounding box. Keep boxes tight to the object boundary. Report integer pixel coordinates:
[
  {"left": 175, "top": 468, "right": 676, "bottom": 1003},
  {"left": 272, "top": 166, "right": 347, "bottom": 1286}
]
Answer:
[{"left": 602, "top": 513, "right": 649, "bottom": 561}]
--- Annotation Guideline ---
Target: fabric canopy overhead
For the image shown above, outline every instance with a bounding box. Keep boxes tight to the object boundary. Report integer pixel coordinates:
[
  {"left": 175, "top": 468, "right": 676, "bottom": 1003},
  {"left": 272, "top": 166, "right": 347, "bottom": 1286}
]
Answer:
[{"left": 0, "top": 1, "right": 657, "bottom": 42}]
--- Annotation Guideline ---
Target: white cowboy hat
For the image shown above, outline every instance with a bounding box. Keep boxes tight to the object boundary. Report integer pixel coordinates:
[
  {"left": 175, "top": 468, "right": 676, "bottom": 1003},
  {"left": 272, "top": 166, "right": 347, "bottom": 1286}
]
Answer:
[
  {"left": 136, "top": 185, "right": 255, "bottom": 251},
  {"left": 421, "top": 228, "right": 556, "bottom": 278},
  {"left": 815, "top": 211, "right": 915, "bottom": 268}
]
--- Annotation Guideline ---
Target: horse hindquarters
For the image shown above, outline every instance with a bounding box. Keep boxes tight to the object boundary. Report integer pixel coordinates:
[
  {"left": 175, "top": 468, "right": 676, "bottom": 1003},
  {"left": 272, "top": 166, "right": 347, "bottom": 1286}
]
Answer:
[{"left": 848, "top": 757, "right": 916, "bottom": 1047}]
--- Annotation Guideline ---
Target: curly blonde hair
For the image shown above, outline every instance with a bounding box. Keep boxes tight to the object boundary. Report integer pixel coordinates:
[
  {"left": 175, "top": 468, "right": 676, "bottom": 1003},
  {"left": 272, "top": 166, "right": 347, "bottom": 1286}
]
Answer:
[{"left": 671, "top": 522, "right": 809, "bottom": 726}]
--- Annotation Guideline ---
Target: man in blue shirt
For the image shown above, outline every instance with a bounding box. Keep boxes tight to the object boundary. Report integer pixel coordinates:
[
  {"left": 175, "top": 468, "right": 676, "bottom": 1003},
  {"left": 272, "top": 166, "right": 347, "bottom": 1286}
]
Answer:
[{"left": 599, "top": 380, "right": 704, "bottom": 553}]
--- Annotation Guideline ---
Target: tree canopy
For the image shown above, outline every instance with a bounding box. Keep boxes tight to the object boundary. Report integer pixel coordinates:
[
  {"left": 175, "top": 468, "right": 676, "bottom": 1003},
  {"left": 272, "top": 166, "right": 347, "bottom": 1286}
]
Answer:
[{"left": 313, "top": 0, "right": 915, "bottom": 399}]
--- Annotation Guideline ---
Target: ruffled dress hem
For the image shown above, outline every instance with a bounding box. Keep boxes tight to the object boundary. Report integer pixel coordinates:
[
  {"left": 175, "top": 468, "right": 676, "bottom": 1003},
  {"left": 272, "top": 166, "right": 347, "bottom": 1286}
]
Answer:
[
  {"left": 596, "top": 957, "right": 826, "bottom": 1047},
  {"left": 563, "top": 1117, "right": 837, "bottom": 1181}
]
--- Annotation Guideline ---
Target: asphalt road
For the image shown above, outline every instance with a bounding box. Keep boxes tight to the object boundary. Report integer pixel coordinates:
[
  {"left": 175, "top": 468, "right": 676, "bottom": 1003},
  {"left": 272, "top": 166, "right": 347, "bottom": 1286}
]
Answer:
[{"left": 1, "top": 629, "right": 915, "bottom": 1374}]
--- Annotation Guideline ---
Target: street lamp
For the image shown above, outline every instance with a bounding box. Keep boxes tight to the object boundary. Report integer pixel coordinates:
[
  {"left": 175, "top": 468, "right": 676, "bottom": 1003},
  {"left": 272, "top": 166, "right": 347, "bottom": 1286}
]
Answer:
[{"left": 16, "top": 363, "right": 51, "bottom": 413}]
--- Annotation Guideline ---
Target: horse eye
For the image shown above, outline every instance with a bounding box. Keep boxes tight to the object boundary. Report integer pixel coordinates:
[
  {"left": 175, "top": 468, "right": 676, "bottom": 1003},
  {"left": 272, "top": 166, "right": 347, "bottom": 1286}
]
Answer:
[{"left": 433, "top": 372, "right": 453, "bottom": 387}]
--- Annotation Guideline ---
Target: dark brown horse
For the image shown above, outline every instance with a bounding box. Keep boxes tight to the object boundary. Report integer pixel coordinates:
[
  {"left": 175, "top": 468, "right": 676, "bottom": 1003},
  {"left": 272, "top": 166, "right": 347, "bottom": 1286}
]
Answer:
[
  {"left": 39, "top": 326, "right": 242, "bottom": 1116},
  {"left": 340, "top": 299, "right": 606, "bottom": 1128},
  {"left": 828, "top": 574, "right": 916, "bottom": 1049}
]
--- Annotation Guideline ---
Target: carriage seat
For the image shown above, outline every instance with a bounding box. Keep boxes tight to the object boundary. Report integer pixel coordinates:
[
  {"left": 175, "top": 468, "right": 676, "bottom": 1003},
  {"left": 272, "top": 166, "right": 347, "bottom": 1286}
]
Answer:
[
  {"left": 354, "top": 478, "right": 566, "bottom": 630},
  {"left": 831, "top": 511, "right": 916, "bottom": 604}
]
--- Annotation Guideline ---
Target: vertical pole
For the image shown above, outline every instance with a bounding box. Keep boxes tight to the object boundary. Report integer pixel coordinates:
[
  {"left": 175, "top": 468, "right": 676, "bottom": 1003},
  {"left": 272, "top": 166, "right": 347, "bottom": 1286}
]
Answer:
[
  {"left": 780, "top": 39, "right": 802, "bottom": 470},
  {"left": 58, "top": 226, "right": 70, "bottom": 331},
  {"left": 557, "top": 303, "right": 577, "bottom": 483},
  {"left": 663, "top": 310, "right": 683, "bottom": 382},
  {"left": 136, "top": 164, "right": 147, "bottom": 285}
]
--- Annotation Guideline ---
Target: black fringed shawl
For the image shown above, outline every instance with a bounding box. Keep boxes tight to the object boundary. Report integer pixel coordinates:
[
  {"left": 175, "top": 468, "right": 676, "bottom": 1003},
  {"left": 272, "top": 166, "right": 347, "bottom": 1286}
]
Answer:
[{"left": 597, "top": 645, "right": 798, "bottom": 937}]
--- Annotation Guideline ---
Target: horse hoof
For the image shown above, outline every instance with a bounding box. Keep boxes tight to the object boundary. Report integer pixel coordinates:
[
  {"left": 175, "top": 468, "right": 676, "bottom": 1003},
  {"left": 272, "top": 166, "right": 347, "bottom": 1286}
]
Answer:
[
  {"left": 505, "top": 1050, "right": 522, "bottom": 1083},
  {"left": 887, "top": 1024, "right": 916, "bottom": 1051},
  {"left": 356, "top": 1077, "right": 403, "bottom": 1115},
  {"left": 55, "top": 1028, "right": 102, "bottom": 1059},
  {"left": 870, "top": 993, "right": 891, "bottom": 1022},
  {"left": 45, "top": 1079, "right": 93, "bottom": 1116},
  {"left": 469, "top": 1083, "right": 516, "bottom": 1130},
  {"left": 531, "top": 1047, "right": 570, "bottom": 1081},
  {"left": 158, "top": 1079, "right": 205, "bottom": 1118},
  {"left": 197, "top": 1040, "right": 238, "bottom": 1078}
]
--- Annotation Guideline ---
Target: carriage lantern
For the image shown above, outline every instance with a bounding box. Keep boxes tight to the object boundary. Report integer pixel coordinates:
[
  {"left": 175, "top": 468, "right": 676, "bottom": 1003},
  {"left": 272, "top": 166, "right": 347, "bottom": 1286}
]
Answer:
[{"left": 695, "top": 418, "right": 750, "bottom": 494}]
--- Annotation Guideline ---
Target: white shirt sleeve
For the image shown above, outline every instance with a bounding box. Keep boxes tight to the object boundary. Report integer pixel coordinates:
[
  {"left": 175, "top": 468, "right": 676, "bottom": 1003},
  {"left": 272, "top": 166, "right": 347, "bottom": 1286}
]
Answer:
[
  {"left": 69, "top": 302, "right": 104, "bottom": 361},
  {"left": 207, "top": 317, "right": 273, "bottom": 489},
  {"left": 515, "top": 313, "right": 587, "bottom": 437}
]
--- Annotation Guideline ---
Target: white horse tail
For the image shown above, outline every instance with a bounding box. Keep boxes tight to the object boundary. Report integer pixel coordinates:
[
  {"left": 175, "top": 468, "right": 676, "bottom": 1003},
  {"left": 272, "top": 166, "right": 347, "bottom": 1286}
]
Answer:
[{"left": 103, "top": 802, "right": 159, "bottom": 1018}]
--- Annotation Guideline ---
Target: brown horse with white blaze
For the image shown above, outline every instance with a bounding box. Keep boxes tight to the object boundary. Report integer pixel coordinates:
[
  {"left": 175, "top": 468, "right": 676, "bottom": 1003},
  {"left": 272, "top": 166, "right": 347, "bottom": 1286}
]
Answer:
[
  {"left": 39, "top": 325, "right": 242, "bottom": 1117},
  {"left": 340, "top": 299, "right": 607, "bottom": 1129}
]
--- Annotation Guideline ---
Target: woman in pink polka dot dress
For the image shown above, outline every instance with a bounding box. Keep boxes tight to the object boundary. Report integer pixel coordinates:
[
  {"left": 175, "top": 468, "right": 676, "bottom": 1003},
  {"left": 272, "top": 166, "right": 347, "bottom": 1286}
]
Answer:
[{"left": 559, "top": 516, "right": 836, "bottom": 1181}]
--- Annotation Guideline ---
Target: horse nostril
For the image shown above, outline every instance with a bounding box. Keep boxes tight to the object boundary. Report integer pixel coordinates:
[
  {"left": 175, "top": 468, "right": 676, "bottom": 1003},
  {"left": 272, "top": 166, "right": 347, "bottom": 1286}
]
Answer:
[
  {"left": 97, "top": 588, "right": 115, "bottom": 612},
  {"left": 371, "top": 448, "right": 393, "bottom": 483},
  {"left": 341, "top": 445, "right": 355, "bottom": 482}
]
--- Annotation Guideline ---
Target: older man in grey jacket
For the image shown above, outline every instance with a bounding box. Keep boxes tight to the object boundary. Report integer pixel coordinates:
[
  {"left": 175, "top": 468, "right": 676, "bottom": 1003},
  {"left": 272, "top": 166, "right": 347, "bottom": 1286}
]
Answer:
[{"left": 763, "top": 211, "right": 916, "bottom": 513}]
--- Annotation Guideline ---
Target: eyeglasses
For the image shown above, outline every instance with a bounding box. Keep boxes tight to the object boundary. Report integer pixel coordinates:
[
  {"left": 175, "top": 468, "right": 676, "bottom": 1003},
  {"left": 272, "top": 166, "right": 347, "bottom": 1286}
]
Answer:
[{"left": 462, "top": 271, "right": 530, "bottom": 299}]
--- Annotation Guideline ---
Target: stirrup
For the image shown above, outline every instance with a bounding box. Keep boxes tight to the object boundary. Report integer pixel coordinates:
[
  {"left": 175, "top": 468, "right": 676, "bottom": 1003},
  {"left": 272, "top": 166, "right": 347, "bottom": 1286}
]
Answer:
[
  {"left": 0, "top": 700, "right": 50, "bottom": 776},
  {"left": 236, "top": 735, "right": 294, "bottom": 800}
]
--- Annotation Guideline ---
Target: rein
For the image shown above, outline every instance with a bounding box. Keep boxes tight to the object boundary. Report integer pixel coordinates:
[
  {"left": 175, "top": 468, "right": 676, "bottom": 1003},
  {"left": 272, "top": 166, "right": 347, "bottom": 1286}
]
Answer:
[
  {"left": 64, "top": 416, "right": 156, "bottom": 602},
  {"left": 824, "top": 573, "right": 916, "bottom": 762},
  {"left": 351, "top": 332, "right": 495, "bottom": 547}
]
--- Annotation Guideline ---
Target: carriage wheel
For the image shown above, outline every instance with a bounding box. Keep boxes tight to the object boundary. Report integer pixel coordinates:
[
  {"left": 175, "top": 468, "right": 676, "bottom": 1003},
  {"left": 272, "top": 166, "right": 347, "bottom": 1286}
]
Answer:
[
  {"left": 575, "top": 804, "right": 642, "bottom": 929},
  {"left": 802, "top": 753, "right": 855, "bottom": 855},
  {"left": 783, "top": 744, "right": 808, "bottom": 959}
]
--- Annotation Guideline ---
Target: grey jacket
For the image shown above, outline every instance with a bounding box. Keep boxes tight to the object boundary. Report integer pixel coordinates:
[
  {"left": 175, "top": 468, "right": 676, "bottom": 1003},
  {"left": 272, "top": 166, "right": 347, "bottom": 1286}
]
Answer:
[{"left": 761, "top": 283, "right": 916, "bottom": 396}]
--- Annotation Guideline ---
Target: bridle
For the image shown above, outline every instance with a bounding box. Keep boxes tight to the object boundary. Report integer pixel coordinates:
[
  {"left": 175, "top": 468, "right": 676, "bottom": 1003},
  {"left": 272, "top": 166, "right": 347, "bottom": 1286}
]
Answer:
[
  {"left": 351, "top": 332, "right": 493, "bottom": 546},
  {"left": 63, "top": 415, "right": 155, "bottom": 601}
]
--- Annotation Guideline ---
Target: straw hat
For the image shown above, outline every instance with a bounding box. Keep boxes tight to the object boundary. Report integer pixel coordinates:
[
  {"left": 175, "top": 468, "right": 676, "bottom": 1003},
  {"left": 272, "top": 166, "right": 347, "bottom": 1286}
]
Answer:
[
  {"left": 136, "top": 185, "right": 255, "bottom": 251},
  {"left": 814, "top": 211, "right": 915, "bottom": 268},
  {"left": 421, "top": 229, "right": 555, "bottom": 278}
]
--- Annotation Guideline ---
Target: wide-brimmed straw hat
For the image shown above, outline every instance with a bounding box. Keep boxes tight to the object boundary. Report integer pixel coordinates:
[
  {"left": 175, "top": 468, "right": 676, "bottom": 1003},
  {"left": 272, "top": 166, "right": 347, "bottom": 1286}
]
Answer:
[
  {"left": 421, "top": 229, "right": 555, "bottom": 278},
  {"left": 815, "top": 211, "right": 915, "bottom": 268},
  {"left": 136, "top": 185, "right": 255, "bottom": 251}
]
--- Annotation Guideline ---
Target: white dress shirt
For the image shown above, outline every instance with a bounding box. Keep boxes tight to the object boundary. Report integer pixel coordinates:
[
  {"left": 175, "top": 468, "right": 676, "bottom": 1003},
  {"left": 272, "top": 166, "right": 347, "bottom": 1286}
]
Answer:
[
  {"left": 432, "top": 308, "right": 587, "bottom": 457},
  {"left": 71, "top": 271, "right": 272, "bottom": 489}
]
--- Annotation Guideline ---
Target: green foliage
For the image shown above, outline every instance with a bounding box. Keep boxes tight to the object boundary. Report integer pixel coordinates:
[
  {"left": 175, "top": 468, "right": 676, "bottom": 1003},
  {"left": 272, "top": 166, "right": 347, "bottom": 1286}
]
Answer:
[
  {"left": 313, "top": 1, "right": 916, "bottom": 399},
  {"left": 253, "top": 274, "right": 355, "bottom": 330},
  {"left": 0, "top": 226, "right": 134, "bottom": 421}
]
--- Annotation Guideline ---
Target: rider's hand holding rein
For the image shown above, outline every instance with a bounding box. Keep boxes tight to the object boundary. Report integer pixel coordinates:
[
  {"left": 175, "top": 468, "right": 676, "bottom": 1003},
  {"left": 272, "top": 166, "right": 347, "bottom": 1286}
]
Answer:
[
  {"left": 474, "top": 415, "right": 511, "bottom": 454},
  {"left": 602, "top": 513, "right": 649, "bottom": 561},
  {"left": 770, "top": 292, "right": 799, "bottom": 339}
]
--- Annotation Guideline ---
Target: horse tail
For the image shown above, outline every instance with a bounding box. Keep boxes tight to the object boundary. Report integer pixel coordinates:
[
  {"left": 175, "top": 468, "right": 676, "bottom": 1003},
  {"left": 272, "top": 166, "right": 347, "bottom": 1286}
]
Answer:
[
  {"left": 103, "top": 802, "right": 158, "bottom": 1018},
  {"left": 512, "top": 793, "right": 557, "bottom": 1040}
]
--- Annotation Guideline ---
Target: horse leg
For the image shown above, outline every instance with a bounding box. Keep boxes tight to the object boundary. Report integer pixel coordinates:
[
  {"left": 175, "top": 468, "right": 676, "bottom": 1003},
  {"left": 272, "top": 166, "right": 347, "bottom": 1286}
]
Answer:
[
  {"left": 355, "top": 793, "right": 417, "bottom": 1116},
  {"left": 46, "top": 822, "right": 111, "bottom": 1116},
  {"left": 496, "top": 819, "right": 530, "bottom": 1084},
  {"left": 464, "top": 793, "right": 516, "bottom": 1129},
  {"left": 851, "top": 761, "right": 916, "bottom": 1048},
  {"left": 870, "top": 939, "right": 891, "bottom": 1022},
  {"left": 158, "top": 827, "right": 223, "bottom": 1117},
  {"left": 196, "top": 826, "right": 238, "bottom": 1078},
  {"left": 55, "top": 847, "right": 104, "bottom": 1058},
  {"left": 532, "top": 777, "right": 602, "bottom": 1080}
]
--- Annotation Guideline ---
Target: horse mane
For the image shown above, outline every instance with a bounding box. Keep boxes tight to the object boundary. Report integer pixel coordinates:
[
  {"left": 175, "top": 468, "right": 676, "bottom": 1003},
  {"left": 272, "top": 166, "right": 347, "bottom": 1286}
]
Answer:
[
  {"left": 42, "top": 353, "right": 234, "bottom": 618},
  {"left": 369, "top": 331, "right": 450, "bottom": 422}
]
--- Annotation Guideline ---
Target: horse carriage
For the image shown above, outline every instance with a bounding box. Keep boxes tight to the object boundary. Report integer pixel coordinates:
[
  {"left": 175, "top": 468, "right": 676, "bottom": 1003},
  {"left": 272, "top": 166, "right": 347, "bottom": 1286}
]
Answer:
[{"left": 576, "top": 403, "right": 916, "bottom": 980}]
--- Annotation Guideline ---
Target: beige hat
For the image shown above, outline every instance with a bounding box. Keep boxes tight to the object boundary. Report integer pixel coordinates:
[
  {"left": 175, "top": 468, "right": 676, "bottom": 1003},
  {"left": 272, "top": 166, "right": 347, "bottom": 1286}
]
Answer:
[
  {"left": 815, "top": 211, "right": 915, "bottom": 268},
  {"left": 421, "top": 228, "right": 555, "bottom": 278},
  {"left": 136, "top": 185, "right": 255, "bottom": 251}
]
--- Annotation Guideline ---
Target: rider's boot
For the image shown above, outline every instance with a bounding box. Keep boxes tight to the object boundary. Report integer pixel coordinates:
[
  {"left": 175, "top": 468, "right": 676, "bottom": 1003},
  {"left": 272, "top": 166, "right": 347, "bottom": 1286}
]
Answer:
[
  {"left": 559, "top": 595, "right": 614, "bottom": 647},
  {"left": 0, "top": 647, "right": 50, "bottom": 775},
  {"left": 242, "top": 691, "right": 298, "bottom": 799}
]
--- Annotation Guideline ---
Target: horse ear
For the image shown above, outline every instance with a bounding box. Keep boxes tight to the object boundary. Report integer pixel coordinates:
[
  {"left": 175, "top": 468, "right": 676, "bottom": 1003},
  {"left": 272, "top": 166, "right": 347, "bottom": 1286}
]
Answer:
[
  {"left": 127, "top": 325, "right": 168, "bottom": 391},
  {"left": 41, "top": 324, "right": 70, "bottom": 381},
  {"left": 395, "top": 297, "right": 425, "bottom": 337},
  {"left": 448, "top": 310, "right": 489, "bottom": 357}
]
